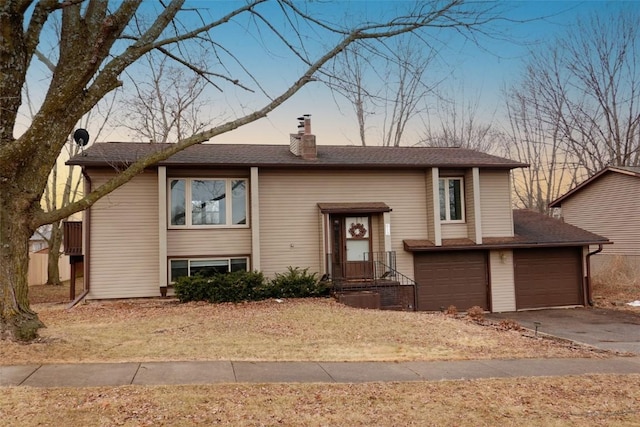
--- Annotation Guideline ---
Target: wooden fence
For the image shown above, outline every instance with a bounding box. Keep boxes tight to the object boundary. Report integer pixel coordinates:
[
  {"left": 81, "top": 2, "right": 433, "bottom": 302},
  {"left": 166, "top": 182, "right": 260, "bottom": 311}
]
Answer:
[{"left": 28, "top": 251, "right": 71, "bottom": 286}]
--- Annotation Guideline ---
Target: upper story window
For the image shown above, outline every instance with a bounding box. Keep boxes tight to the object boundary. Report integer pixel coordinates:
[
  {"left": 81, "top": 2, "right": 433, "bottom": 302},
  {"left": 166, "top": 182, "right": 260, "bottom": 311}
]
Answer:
[
  {"left": 169, "top": 178, "right": 247, "bottom": 227},
  {"left": 439, "top": 177, "right": 464, "bottom": 222}
]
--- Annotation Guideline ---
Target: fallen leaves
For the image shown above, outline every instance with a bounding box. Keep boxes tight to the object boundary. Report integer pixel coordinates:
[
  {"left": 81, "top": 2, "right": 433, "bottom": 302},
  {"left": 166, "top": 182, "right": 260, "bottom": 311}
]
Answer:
[
  {"left": 3, "top": 295, "right": 609, "bottom": 366},
  {"left": 3, "top": 377, "right": 635, "bottom": 426}
]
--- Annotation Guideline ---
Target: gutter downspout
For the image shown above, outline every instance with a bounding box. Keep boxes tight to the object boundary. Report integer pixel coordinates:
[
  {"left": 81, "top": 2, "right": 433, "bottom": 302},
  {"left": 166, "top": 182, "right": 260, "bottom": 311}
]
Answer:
[
  {"left": 67, "top": 168, "right": 91, "bottom": 309},
  {"left": 585, "top": 244, "right": 604, "bottom": 307}
]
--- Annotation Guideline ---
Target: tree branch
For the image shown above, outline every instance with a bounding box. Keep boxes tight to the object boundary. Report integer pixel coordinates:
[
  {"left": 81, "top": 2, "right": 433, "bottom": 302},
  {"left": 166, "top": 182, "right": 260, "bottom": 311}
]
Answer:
[{"left": 35, "top": 5, "right": 484, "bottom": 225}]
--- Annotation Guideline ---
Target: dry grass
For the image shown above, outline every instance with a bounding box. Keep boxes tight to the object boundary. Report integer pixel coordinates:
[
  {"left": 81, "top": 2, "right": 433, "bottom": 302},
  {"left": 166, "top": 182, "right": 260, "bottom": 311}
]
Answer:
[
  {"left": 9, "top": 285, "right": 637, "bottom": 426},
  {"left": 592, "top": 256, "right": 640, "bottom": 312},
  {"left": 2, "top": 375, "right": 639, "bottom": 426},
  {"left": 3, "top": 296, "right": 603, "bottom": 365},
  {"left": 28, "top": 280, "right": 83, "bottom": 305}
]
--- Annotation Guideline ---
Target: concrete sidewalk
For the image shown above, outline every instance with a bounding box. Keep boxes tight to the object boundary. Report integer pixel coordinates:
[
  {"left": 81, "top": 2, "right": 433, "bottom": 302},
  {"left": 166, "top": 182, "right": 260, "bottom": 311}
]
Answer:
[{"left": 2, "top": 357, "right": 640, "bottom": 388}]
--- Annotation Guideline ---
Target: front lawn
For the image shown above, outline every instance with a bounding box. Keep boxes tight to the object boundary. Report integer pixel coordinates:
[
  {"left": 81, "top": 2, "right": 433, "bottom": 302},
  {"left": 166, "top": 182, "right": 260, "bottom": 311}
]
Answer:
[
  {"left": 6, "top": 285, "right": 636, "bottom": 426},
  {"left": 2, "top": 297, "right": 602, "bottom": 365}
]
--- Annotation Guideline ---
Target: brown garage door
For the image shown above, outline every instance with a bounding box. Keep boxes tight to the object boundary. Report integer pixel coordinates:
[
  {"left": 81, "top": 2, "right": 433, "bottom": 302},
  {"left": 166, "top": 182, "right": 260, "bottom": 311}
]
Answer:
[
  {"left": 414, "top": 251, "right": 488, "bottom": 311},
  {"left": 514, "top": 247, "right": 583, "bottom": 309}
]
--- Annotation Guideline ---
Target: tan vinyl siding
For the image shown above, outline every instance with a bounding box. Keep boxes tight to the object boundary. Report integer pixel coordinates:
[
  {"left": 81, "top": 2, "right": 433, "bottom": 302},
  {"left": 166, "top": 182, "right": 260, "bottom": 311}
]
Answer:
[
  {"left": 561, "top": 173, "right": 640, "bottom": 256},
  {"left": 480, "top": 170, "right": 514, "bottom": 237},
  {"left": 167, "top": 229, "right": 252, "bottom": 257},
  {"left": 88, "top": 170, "right": 159, "bottom": 299},
  {"left": 441, "top": 223, "right": 468, "bottom": 239},
  {"left": 258, "top": 169, "right": 428, "bottom": 279},
  {"left": 489, "top": 250, "right": 516, "bottom": 312}
]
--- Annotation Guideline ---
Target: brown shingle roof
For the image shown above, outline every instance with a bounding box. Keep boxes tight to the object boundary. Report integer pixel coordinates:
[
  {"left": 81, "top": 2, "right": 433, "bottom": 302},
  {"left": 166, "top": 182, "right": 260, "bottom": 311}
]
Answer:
[
  {"left": 404, "top": 209, "right": 609, "bottom": 251},
  {"left": 317, "top": 202, "right": 391, "bottom": 213},
  {"left": 512, "top": 209, "right": 609, "bottom": 244},
  {"left": 67, "top": 142, "right": 527, "bottom": 169}
]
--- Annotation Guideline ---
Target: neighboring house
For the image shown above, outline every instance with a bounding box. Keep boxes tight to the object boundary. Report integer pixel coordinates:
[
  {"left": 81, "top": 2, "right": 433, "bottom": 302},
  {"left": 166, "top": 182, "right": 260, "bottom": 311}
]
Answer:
[
  {"left": 29, "top": 224, "right": 51, "bottom": 253},
  {"left": 549, "top": 166, "right": 640, "bottom": 275},
  {"left": 67, "top": 117, "right": 608, "bottom": 312}
]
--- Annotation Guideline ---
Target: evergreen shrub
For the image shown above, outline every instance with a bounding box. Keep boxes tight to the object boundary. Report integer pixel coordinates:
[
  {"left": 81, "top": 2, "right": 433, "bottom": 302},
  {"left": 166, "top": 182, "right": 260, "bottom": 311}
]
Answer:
[
  {"left": 173, "top": 267, "right": 327, "bottom": 303},
  {"left": 265, "top": 266, "right": 328, "bottom": 298},
  {"left": 173, "top": 270, "right": 265, "bottom": 303}
]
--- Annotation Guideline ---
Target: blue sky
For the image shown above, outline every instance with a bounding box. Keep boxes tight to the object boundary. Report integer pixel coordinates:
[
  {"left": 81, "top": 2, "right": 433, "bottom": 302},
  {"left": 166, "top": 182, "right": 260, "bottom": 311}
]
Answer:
[
  {"left": 80, "top": 1, "right": 631, "bottom": 146},
  {"left": 183, "top": 0, "right": 620, "bottom": 146}
]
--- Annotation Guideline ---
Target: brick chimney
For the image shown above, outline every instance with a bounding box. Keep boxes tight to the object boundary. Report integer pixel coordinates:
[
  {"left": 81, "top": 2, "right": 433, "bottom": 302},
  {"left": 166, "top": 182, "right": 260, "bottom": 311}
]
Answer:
[{"left": 289, "top": 114, "right": 317, "bottom": 160}]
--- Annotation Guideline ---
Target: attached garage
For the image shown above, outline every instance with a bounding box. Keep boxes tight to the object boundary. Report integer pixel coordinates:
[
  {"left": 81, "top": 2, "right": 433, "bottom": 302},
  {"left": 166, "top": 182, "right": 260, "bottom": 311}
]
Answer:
[
  {"left": 414, "top": 251, "right": 489, "bottom": 311},
  {"left": 404, "top": 210, "right": 608, "bottom": 313},
  {"left": 514, "top": 247, "right": 583, "bottom": 309}
]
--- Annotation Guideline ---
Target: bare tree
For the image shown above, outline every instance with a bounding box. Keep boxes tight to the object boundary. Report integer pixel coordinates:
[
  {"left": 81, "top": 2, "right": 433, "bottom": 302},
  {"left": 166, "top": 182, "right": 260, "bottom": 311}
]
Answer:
[
  {"left": 327, "top": 36, "right": 436, "bottom": 146},
  {"left": 518, "top": 8, "right": 640, "bottom": 176},
  {"left": 380, "top": 38, "right": 436, "bottom": 147},
  {"left": 502, "top": 81, "right": 579, "bottom": 214},
  {"left": 500, "top": 7, "right": 639, "bottom": 213},
  {"left": 419, "top": 89, "right": 499, "bottom": 153},
  {"left": 0, "top": 1, "right": 502, "bottom": 341},
  {"left": 38, "top": 137, "right": 82, "bottom": 286},
  {"left": 327, "top": 43, "right": 376, "bottom": 146},
  {"left": 119, "top": 54, "right": 213, "bottom": 143},
  {"left": 24, "top": 53, "right": 112, "bottom": 287}
]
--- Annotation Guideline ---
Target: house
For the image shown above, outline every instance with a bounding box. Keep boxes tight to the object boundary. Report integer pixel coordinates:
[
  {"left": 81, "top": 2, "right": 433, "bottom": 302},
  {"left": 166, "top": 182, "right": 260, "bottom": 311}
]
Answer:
[
  {"left": 66, "top": 117, "right": 608, "bottom": 312},
  {"left": 549, "top": 166, "right": 640, "bottom": 276},
  {"left": 29, "top": 224, "right": 51, "bottom": 253}
]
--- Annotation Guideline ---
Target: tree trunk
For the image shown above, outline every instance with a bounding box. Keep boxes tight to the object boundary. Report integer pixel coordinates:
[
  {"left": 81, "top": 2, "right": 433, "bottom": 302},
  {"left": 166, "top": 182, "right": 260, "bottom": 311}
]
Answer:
[
  {"left": 46, "top": 222, "right": 63, "bottom": 286},
  {"left": 0, "top": 191, "right": 44, "bottom": 341}
]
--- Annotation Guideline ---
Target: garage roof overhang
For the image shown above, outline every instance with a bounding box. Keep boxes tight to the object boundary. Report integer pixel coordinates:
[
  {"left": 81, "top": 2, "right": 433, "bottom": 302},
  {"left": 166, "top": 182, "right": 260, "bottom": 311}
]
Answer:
[
  {"left": 317, "top": 202, "right": 391, "bottom": 214},
  {"left": 404, "top": 209, "right": 611, "bottom": 252},
  {"left": 403, "top": 238, "right": 612, "bottom": 252}
]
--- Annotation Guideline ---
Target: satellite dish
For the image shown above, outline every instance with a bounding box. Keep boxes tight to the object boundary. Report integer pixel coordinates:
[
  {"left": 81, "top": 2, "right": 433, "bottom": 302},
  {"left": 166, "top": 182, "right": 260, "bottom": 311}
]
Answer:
[{"left": 73, "top": 129, "right": 90, "bottom": 147}]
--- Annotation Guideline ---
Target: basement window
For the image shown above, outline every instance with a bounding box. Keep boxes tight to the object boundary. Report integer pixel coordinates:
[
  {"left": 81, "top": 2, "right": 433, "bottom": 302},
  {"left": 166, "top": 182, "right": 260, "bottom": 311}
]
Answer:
[{"left": 170, "top": 258, "right": 248, "bottom": 283}]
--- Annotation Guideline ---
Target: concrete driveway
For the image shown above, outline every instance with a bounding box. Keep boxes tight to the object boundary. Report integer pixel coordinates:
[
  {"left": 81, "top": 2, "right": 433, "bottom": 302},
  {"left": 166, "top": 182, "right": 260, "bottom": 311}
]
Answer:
[{"left": 487, "top": 307, "right": 640, "bottom": 355}]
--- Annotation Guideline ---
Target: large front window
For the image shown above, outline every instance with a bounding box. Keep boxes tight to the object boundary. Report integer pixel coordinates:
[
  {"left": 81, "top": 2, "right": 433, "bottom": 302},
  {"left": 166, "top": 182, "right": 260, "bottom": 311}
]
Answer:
[
  {"left": 170, "top": 258, "right": 248, "bottom": 283},
  {"left": 169, "top": 178, "right": 247, "bottom": 227},
  {"left": 439, "top": 177, "right": 464, "bottom": 222}
]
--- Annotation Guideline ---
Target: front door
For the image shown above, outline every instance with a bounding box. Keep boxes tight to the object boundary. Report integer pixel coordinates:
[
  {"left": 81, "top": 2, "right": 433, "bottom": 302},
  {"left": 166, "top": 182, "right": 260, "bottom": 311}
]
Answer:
[{"left": 331, "top": 215, "right": 373, "bottom": 280}]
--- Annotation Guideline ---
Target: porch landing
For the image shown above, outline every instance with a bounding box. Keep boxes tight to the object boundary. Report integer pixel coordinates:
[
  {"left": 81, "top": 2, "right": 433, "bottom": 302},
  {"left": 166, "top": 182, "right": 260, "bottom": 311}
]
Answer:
[{"left": 331, "top": 279, "right": 415, "bottom": 311}]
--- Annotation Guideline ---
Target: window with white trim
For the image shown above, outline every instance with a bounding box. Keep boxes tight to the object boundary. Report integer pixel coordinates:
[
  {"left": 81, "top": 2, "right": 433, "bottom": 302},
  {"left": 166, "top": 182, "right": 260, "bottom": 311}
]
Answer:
[
  {"left": 169, "top": 178, "right": 247, "bottom": 227},
  {"left": 439, "top": 177, "right": 465, "bottom": 222},
  {"left": 170, "top": 258, "right": 248, "bottom": 283}
]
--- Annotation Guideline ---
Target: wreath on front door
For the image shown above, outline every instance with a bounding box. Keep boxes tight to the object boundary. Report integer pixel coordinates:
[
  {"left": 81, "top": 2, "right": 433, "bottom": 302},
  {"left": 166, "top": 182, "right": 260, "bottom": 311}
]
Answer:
[{"left": 348, "top": 222, "right": 367, "bottom": 238}]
